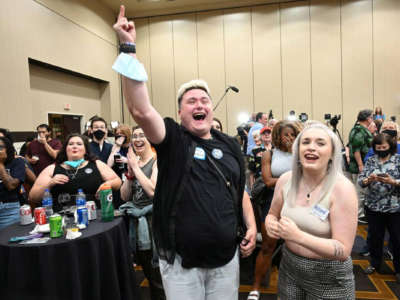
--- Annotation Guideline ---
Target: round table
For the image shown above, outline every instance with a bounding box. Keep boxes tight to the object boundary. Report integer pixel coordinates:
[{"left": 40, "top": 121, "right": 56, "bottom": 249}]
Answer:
[{"left": 0, "top": 216, "right": 141, "bottom": 300}]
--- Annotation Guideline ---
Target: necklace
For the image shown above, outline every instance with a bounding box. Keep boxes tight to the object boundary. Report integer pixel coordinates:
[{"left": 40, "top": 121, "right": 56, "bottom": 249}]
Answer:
[
  {"left": 303, "top": 178, "right": 325, "bottom": 203},
  {"left": 65, "top": 167, "right": 80, "bottom": 180}
]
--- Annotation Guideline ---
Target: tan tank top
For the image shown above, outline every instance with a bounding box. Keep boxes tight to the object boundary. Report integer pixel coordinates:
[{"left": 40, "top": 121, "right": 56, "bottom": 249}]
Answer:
[{"left": 281, "top": 179, "right": 332, "bottom": 238}]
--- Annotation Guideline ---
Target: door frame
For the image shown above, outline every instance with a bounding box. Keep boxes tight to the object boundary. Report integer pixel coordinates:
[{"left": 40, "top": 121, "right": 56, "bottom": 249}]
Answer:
[{"left": 47, "top": 112, "right": 85, "bottom": 133}]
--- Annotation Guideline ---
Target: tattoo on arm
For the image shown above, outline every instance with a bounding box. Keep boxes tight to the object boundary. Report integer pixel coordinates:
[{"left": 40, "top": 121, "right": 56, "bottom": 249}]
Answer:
[{"left": 332, "top": 240, "right": 344, "bottom": 258}]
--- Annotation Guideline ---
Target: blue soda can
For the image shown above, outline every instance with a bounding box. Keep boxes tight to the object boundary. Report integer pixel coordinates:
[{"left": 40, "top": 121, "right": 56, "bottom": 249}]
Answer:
[{"left": 77, "top": 207, "right": 89, "bottom": 227}]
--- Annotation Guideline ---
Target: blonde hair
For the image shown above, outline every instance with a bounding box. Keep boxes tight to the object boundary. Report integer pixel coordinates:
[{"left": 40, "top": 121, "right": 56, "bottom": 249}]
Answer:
[
  {"left": 177, "top": 79, "right": 211, "bottom": 108},
  {"left": 287, "top": 123, "right": 343, "bottom": 207},
  {"left": 381, "top": 120, "right": 399, "bottom": 140}
]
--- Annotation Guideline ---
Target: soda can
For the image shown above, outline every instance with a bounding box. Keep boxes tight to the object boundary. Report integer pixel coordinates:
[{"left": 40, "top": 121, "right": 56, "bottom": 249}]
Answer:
[
  {"left": 86, "top": 201, "right": 97, "bottom": 220},
  {"left": 77, "top": 207, "right": 89, "bottom": 227},
  {"left": 34, "top": 207, "right": 47, "bottom": 225},
  {"left": 20, "top": 204, "right": 33, "bottom": 225},
  {"left": 49, "top": 214, "right": 63, "bottom": 238}
]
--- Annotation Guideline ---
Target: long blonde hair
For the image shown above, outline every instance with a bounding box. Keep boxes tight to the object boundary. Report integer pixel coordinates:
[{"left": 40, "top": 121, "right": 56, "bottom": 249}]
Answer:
[{"left": 287, "top": 123, "right": 343, "bottom": 207}]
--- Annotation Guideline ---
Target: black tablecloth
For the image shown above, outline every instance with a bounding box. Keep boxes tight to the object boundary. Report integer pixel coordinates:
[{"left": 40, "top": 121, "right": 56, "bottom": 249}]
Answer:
[{"left": 0, "top": 216, "right": 141, "bottom": 300}]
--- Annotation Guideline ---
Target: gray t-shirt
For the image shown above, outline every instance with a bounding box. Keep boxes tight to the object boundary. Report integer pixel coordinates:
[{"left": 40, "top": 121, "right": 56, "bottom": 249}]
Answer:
[{"left": 131, "top": 158, "right": 155, "bottom": 208}]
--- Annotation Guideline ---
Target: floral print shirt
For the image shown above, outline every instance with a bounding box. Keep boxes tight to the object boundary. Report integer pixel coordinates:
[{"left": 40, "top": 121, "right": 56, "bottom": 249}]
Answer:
[{"left": 358, "top": 154, "right": 400, "bottom": 213}]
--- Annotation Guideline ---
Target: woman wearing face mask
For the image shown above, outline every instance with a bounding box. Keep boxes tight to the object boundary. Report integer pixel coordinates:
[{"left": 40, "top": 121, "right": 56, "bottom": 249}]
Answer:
[
  {"left": 29, "top": 134, "right": 121, "bottom": 211},
  {"left": 108, "top": 125, "right": 132, "bottom": 208},
  {"left": 248, "top": 120, "right": 302, "bottom": 300},
  {"left": 358, "top": 133, "right": 400, "bottom": 283},
  {"left": 364, "top": 121, "right": 400, "bottom": 162},
  {"left": 108, "top": 125, "right": 132, "bottom": 176}
]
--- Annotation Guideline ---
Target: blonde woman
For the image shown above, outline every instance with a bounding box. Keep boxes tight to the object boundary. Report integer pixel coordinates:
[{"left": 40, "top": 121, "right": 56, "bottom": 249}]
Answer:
[{"left": 266, "top": 123, "right": 357, "bottom": 299}]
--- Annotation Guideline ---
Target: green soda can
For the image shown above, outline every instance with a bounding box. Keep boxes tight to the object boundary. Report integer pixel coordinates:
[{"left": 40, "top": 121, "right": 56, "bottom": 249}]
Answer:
[
  {"left": 49, "top": 214, "right": 63, "bottom": 238},
  {"left": 99, "top": 184, "right": 114, "bottom": 222}
]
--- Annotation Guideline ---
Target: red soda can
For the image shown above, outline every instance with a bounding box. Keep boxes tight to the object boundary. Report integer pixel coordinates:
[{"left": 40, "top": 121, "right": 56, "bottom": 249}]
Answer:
[
  {"left": 20, "top": 205, "right": 33, "bottom": 225},
  {"left": 86, "top": 201, "right": 97, "bottom": 220},
  {"left": 34, "top": 207, "right": 47, "bottom": 225}
]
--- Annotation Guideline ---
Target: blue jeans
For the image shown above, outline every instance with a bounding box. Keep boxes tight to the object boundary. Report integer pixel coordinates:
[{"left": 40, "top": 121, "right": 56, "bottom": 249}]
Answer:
[{"left": 0, "top": 201, "right": 20, "bottom": 230}]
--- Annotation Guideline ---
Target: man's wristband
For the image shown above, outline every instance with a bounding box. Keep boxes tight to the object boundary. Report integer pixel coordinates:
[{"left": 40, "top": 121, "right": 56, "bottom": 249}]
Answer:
[{"left": 119, "top": 43, "right": 136, "bottom": 54}]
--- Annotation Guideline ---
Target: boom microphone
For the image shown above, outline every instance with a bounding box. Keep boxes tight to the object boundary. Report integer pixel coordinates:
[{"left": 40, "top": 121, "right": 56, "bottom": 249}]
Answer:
[
  {"left": 214, "top": 85, "right": 240, "bottom": 111},
  {"left": 229, "top": 86, "right": 239, "bottom": 93}
]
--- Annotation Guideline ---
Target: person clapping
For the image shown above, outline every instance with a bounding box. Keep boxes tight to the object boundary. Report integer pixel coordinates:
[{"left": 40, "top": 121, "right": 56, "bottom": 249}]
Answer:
[{"left": 29, "top": 134, "right": 121, "bottom": 210}]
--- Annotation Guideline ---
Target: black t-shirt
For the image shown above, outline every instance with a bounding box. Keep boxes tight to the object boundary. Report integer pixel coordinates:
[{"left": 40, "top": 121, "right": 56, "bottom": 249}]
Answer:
[
  {"left": 175, "top": 138, "right": 240, "bottom": 268},
  {"left": 0, "top": 158, "right": 25, "bottom": 203}
]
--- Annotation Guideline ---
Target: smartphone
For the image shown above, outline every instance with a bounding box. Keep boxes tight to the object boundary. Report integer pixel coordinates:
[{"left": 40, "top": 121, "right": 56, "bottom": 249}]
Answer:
[
  {"left": 114, "top": 154, "right": 121, "bottom": 161},
  {"left": 377, "top": 173, "right": 388, "bottom": 177}
]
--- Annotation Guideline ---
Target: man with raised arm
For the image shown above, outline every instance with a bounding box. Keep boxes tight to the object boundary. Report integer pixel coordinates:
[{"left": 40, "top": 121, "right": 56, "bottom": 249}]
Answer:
[{"left": 112, "top": 6, "right": 256, "bottom": 300}]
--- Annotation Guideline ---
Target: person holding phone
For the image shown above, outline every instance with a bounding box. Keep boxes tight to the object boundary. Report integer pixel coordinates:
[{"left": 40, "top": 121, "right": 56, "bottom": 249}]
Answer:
[
  {"left": 25, "top": 124, "right": 62, "bottom": 176},
  {"left": 358, "top": 133, "right": 400, "bottom": 283},
  {"left": 108, "top": 124, "right": 132, "bottom": 176}
]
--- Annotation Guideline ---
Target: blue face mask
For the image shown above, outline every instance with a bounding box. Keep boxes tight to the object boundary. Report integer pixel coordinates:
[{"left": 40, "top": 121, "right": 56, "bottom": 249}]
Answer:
[{"left": 64, "top": 159, "right": 85, "bottom": 169}]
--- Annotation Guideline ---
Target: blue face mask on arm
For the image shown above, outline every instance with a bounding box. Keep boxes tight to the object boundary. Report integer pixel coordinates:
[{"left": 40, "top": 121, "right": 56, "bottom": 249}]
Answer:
[{"left": 64, "top": 159, "right": 85, "bottom": 169}]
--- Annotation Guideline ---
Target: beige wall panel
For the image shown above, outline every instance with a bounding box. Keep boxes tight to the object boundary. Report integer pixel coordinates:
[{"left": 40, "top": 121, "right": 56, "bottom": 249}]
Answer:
[
  {"left": 0, "top": 0, "right": 120, "bottom": 131},
  {"left": 196, "top": 11, "right": 227, "bottom": 132},
  {"left": 341, "top": 0, "right": 373, "bottom": 142},
  {"left": 373, "top": 0, "right": 400, "bottom": 122},
  {"left": 34, "top": 0, "right": 117, "bottom": 45},
  {"left": 252, "top": 4, "right": 283, "bottom": 120},
  {"left": 280, "top": 1, "right": 312, "bottom": 119},
  {"left": 129, "top": 18, "right": 153, "bottom": 126},
  {"left": 29, "top": 63, "right": 102, "bottom": 130},
  {"left": 310, "top": 0, "right": 342, "bottom": 130},
  {"left": 173, "top": 13, "right": 199, "bottom": 104},
  {"left": 149, "top": 17, "right": 177, "bottom": 119},
  {"left": 224, "top": 8, "right": 254, "bottom": 135}
]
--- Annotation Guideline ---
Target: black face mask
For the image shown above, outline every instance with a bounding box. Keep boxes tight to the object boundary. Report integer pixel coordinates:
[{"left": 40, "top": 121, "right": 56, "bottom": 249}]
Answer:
[
  {"left": 375, "top": 149, "right": 391, "bottom": 158},
  {"left": 93, "top": 130, "right": 105, "bottom": 140},
  {"left": 382, "top": 129, "right": 397, "bottom": 138},
  {"left": 116, "top": 135, "right": 126, "bottom": 144}
]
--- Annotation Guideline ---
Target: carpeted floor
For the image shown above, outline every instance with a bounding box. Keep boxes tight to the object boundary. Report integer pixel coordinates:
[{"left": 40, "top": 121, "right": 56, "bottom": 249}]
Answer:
[{"left": 136, "top": 225, "right": 400, "bottom": 299}]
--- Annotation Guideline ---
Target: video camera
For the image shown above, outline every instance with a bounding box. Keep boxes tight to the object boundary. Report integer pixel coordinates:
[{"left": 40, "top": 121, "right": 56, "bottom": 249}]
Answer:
[{"left": 324, "top": 114, "right": 341, "bottom": 128}]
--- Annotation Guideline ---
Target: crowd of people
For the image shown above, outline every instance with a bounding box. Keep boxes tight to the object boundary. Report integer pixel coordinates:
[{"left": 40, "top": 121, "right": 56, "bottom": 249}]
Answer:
[{"left": 0, "top": 5, "right": 399, "bottom": 300}]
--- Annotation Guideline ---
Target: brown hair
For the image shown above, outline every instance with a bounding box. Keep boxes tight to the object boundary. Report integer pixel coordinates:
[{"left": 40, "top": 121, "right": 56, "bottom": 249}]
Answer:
[
  {"left": 271, "top": 120, "right": 302, "bottom": 151},
  {"left": 116, "top": 124, "right": 132, "bottom": 142}
]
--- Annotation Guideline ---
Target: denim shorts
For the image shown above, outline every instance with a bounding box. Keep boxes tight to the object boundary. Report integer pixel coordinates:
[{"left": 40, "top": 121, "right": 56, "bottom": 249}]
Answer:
[{"left": 0, "top": 201, "right": 20, "bottom": 230}]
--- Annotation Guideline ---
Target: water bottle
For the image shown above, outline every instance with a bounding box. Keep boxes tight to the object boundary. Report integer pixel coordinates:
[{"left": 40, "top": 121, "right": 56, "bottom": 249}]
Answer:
[
  {"left": 76, "top": 189, "right": 86, "bottom": 208},
  {"left": 76, "top": 189, "right": 88, "bottom": 226},
  {"left": 42, "top": 189, "right": 53, "bottom": 222}
]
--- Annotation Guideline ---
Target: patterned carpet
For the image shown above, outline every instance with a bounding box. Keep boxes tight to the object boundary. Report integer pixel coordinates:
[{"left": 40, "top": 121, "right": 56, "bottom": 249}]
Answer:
[{"left": 136, "top": 225, "right": 400, "bottom": 299}]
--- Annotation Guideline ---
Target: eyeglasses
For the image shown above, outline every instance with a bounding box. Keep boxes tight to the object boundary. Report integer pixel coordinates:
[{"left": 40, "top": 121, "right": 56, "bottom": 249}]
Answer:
[
  {"left": 132, "top": 133, "right": 145, "bottom": 139},
  {"left": 0, "top": 145, "right": 5, "bottom": 150}
]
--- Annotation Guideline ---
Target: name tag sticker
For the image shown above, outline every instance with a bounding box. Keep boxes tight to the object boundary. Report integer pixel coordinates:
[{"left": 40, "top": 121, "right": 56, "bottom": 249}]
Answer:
[
  {"left": 194, "top": 147, "right": 206, "bottom": 160},
  {"left": 311, "top": 204, "right": 329, "bottom": 221}
]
